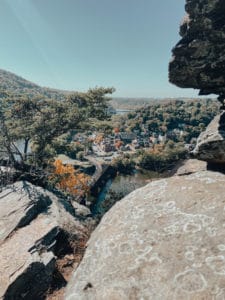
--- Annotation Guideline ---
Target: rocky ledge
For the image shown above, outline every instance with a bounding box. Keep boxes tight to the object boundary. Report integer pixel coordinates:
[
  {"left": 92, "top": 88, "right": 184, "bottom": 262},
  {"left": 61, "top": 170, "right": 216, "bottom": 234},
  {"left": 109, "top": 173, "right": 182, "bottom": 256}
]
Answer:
[
  {"left": 193, "top": 110, "right": 225, "bottom": 165},
  {"left": 169, "top": 0, "right": 225, "bottom": 101},
  {"left": 65, "top": 161, "right": 225, "bottom": 299},
  {"left": 0, "top": 181, "right": 93, "bottom": 300}
]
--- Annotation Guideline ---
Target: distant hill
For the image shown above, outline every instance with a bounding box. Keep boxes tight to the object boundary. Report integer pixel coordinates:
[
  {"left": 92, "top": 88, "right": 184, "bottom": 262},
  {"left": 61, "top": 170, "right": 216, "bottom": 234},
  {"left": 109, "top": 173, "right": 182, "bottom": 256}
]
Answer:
[
  {"left": 0, "top": 69, "right": 216, "bottom": 107},
  {"left": 0, "top": 69, "right": 70, "bottom": 100},
  {"left": 110, "top": 97, "right": 217, "bottom": 110}
]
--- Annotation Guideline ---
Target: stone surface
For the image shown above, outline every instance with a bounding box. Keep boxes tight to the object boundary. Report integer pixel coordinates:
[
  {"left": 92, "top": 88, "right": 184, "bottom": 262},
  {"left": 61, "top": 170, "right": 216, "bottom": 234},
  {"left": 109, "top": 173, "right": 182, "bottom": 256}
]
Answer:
[
  {"left": 0, "top": 181, "right": 88, "bottom": 300},
  {"left": 0, "top": 181, "right": 52, "bottom": 242},
  {"left": 66, "top": 169, "right": 225, "bottom": 300},
  {"left": 175, "top": 159, "right": 207, "bottom": 175},
  {"left": 169, "top": 0, "right": 225, "bottom": 98},
  {"left": 0, "top": 216, "right": 57, "bottom": 299},
  {"left": 72, "top": 201, "right": 91, "bottom": 218},
  {"left": 193, "top": 111, "right": 225, "bottom": 163}
]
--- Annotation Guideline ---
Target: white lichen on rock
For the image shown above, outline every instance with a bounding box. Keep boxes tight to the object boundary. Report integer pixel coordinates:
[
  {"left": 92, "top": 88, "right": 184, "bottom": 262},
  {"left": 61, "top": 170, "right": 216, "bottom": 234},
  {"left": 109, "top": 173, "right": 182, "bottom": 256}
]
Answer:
[{"left": 65, "top": 168, "right": 225, "bottom": 299}]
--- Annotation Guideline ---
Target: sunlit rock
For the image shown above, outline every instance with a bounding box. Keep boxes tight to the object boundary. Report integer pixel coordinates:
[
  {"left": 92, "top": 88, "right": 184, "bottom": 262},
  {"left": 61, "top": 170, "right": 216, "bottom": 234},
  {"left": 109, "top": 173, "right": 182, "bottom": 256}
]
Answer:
[
  {"left": 66, "top": 168, "right": 225, "bottom": 299},
  {"left": 193, "top": 111, "right": 225, "bottom": 164}
]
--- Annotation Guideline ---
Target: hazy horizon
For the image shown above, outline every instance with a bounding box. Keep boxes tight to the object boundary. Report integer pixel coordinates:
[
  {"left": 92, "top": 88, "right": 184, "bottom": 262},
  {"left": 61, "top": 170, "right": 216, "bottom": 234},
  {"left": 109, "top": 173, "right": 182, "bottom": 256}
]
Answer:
[{"left": 0, "top": 67, "right": 218, "bottom": 100}]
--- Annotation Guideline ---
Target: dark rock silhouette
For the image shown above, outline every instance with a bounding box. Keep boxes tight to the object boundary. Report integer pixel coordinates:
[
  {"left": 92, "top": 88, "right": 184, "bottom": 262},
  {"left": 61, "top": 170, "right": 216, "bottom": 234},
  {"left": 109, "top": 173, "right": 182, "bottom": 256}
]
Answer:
[{"left": 169, "top": 0, "right": 225, "bottom": 106}]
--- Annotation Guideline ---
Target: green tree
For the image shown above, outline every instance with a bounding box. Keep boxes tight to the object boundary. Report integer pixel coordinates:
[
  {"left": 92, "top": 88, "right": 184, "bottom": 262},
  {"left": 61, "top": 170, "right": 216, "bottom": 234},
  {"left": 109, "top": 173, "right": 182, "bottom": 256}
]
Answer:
[
  {"left": 0, "top": 87, "right": 115, "bottom": 170},
  {"left": 112, "top": 155, "right": 135, "bottom": 174}
]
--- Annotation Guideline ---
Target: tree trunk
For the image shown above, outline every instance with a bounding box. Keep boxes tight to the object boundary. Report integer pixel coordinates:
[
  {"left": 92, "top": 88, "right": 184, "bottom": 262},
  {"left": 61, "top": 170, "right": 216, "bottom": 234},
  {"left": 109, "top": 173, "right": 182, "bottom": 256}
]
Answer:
[{"left": 24, "top": 138, "right": 30, "bottom": 161}]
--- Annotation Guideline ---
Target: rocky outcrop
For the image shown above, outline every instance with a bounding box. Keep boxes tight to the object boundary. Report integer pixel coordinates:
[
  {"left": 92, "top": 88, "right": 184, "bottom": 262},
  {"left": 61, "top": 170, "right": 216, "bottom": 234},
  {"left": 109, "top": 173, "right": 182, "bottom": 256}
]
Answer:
[
  {"left": 169, "top": 0, "right": 225, "bottom": 101},
  {"left": 169, "top": 0, "right": 225, "bottom": 164},
  {"left": 0, "top": 181, "right": 89, "bottom": 300},
  {"left": 0, "top": 181, "right": 52, "bottom": 242},
  {"left": 193, "top": 111, "right": 225, "bottom": 164},
  {"left": 72, "top": 201, "right": 91, "bottom": 218},
  {"left": 175, "top": 159, "right": 207, "bottom": 175},
  {"left": 66, "top": 165, "right": 225, "bottom": 300}
]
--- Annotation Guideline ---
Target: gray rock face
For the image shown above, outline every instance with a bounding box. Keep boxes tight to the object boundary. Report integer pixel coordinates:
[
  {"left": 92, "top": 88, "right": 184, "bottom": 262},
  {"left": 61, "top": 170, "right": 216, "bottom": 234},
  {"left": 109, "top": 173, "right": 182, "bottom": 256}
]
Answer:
[
  {"left": 66, "top": 168, "right": 225, "bottom": 300},
  {"left": 0, "top": 181, "right": 52, "bottom": 242},
  {"left": 175, "top": 159, "right": 207, "bottom": 175},
  {"left": 169, "top": 0, "right": 225, "bottom": 98},
  {"left": 0, "top": 181, "right": 88, "bottom": 300},
  {"left": 193, "top": 111, "right": 225, "bottom": 163},
  {"left": 1, "top": 215, "right": 57, "bottom": 299},
  {"left": 72, "top": 201, "right": 91, "bottom": 218}
]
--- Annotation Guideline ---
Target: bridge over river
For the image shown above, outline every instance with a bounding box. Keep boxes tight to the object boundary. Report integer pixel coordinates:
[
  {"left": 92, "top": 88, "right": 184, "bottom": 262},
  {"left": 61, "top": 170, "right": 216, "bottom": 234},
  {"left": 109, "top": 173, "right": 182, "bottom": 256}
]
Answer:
[{"left": 84, "top": 156, "right": 115, "bottom": 196}]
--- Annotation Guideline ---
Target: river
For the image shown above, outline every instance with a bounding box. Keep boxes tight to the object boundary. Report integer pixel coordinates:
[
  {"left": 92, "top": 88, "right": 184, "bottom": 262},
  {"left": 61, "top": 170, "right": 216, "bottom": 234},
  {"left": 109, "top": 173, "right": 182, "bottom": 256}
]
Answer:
[
  {"left": 91, "top": 169, "right": 163, "bottom": 216},
  {"left": 115, "top": 109, "right": 132, "bottom": 115}
]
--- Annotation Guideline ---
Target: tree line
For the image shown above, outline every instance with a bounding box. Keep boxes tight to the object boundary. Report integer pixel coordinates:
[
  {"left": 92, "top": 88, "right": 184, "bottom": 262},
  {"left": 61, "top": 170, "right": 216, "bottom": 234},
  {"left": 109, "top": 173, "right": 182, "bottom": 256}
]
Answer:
[{"left": 0, "top": 87, "right": 114, "bottom": 190}]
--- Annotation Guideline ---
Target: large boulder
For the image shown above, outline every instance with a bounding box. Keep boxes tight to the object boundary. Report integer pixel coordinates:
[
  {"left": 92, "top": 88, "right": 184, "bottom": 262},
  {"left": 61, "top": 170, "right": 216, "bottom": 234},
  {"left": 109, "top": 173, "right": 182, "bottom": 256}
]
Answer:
[
  {"left": 193, "top": 111, "right": 225, "bottom": 163},
  {"left": 0, "top": 181, "right": 88, "bottom": 300},
  {"left": 169, "top": 0, "right": 225, "bottom": 98},
  {"left": 66, "top": 167, "right": 225, "bottom": 299}
]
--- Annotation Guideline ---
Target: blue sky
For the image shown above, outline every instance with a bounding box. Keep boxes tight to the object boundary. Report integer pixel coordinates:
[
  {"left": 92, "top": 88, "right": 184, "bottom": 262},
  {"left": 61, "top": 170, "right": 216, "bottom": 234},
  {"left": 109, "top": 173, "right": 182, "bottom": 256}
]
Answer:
[{"left": 0, "top": 0, "right": 204, "bottom": 98}]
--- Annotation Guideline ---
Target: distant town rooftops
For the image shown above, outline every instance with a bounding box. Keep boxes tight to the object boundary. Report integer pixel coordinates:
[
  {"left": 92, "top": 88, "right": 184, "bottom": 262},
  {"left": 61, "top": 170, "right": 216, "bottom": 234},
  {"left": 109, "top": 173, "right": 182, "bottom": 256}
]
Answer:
[{"left": 120, "top": 132, "right": 137, "bottom": 141}]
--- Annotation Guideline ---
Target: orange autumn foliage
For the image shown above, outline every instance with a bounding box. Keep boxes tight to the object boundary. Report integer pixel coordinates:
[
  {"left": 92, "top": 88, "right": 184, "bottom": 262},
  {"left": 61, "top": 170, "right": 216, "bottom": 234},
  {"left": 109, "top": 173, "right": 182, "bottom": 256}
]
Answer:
[
  {"left": 51, "top": 159, "right": 90, "bottom": 197},
  {"left": 94, "top": 134, "right": 104, "bottom": 144}
]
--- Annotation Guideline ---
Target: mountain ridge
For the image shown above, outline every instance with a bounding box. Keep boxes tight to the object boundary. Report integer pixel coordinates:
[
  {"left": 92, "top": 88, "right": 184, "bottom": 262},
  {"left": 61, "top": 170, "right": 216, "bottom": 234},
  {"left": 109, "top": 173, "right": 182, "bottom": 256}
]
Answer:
[
  {"left": 0, "top": 68, "right": 70, "bottom": 100},
  {"left": 0, "top": 68, "right": 216, "bottom": 109}
]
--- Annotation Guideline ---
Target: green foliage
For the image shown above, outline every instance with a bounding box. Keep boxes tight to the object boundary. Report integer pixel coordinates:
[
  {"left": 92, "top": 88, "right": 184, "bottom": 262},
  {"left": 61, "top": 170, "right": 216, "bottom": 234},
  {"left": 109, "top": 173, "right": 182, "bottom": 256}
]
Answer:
[
  {"left": 0, "top": 69, "right": 67, "bottom": 100},
  {"left": 138, "top": 142, "right": 187, "bottom": 172},
  {"left": 91, "top": 121, "right": 113, "bottom": 134},
  {"left": 112, "top": 155, "right": 135, "bottom": 174},
  {"left": 116, "top": 99, "right": 219, "bottom": 143},
  {"left": 0, "top": 87, "right": 115, "bottom": 169},
  {"left": 68, "top": 87, "right": 115, "bottom": 122},
  {"left": 50, "top": 135, "right": 81, "bottom": 159}
]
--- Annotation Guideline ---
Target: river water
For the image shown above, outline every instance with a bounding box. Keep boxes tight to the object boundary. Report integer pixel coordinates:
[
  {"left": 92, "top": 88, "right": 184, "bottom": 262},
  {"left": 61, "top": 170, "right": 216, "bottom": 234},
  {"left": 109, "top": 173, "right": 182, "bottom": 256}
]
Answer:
[
  {"left": 91, "top": 169, "right": 163, "bottom": 216},
  {"left": 115, "top": 109, "right": 132, "bottom": 115}
]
